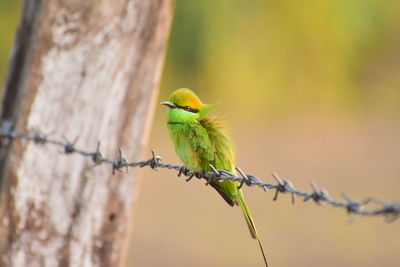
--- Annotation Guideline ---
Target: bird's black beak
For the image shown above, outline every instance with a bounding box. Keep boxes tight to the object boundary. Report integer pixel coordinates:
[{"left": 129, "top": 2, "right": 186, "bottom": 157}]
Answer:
[{"left": 160, "top": 101, "right": 177, "bottom": 108}]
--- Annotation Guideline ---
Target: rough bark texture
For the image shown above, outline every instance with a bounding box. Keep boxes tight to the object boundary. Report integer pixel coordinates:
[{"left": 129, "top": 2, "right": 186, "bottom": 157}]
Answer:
[{"left": 0, "top": 0, "right": 173, "bottom": 266}]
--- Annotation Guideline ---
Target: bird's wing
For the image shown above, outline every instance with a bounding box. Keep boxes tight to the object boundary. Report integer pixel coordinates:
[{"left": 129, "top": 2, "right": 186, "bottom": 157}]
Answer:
[
  {"left": 199, "top": 116, "right": 239, "bottom": 204},
  {"left": 199, "top": 116, "right": 236, "bottom": 172},
  {"left": 187, "top": 120, "right": 215, "bottom": 171}
]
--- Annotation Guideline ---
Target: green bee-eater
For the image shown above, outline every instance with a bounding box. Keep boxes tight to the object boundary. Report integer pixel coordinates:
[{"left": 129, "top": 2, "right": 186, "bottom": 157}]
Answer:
[{"left": 161, "top": 88, "right": 268, "bottom": 266}]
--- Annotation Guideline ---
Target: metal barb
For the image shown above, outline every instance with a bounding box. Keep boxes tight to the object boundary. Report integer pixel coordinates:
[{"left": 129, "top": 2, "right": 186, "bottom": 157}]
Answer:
[
  {"left": 271, "top": 172, "right": 287, "bottom": 201},
  {"left": 235, "top": 166, "right": 249, "bottom": 189},
  {"left": 92, "top": 141, "right": 103, "bottom": 165},
  {"left": 203, "top": 170, "right": 214, "bottom": 185},
  {"left": 178, "top": 166, "right": 189, "bottom": 177},
  {"left": 112, "top": 149, "right": 128, "bottom": 174},
  {"left": 32, "top": 131, "right": 47, "bottom": 144},
  {"left": 341, "top": 193, "right": 362, "bottom": 213},
  {"left": 248, "top": 174, "right": 268, "bottom": 192},
  {"left": 149, "top": 150, "right": 162, "bottom": 170},
  {"left": 209, "top": 164, "right": 221, "bottom": 176},
  {"left": 304, "top": 181, "right": 324, "bottom": 205},
  {"left": 62, "top": 135, "right": 79, "bottom": 154},
  {"left": 283, "top": 180, "right": 295, "bottom": 204},
  {"left": 0, "top": 120, "right": 14, "bottom": 146}
]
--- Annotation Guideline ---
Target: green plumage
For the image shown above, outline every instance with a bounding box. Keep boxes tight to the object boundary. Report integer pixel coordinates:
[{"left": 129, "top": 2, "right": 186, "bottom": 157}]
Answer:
[
  {"left": 162, "top": 88, "right": 268, "bottom": 266},
  {"left": 168, "top": 116, "right": 240, "bottom": 203}
]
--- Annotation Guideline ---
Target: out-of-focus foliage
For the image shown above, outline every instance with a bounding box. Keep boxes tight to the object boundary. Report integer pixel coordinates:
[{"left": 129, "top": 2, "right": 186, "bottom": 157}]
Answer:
[
  {"left": 0, "top": 0, "right": 21, "bottom": 86},
  {"left": 162, "top": 0, "right": 400, "bottom": 118},
  {"left": 1, "top": 0, "right": 399, "bottom": 117}
]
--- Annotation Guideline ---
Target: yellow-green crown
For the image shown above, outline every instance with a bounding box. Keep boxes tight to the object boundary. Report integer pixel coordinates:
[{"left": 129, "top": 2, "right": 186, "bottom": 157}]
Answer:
[{"left": 169, "top": 88, "right": 205, "bottom": 110}]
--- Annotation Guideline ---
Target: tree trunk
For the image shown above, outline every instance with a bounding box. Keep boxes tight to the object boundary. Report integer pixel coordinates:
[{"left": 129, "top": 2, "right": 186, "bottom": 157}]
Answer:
[{"left": 0, "top": 0, "right": 173, "bottom": 266}]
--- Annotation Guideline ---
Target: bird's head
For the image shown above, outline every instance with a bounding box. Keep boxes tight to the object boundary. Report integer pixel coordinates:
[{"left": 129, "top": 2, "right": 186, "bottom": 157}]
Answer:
[{"left": 160, "top": 88, "right": 215, "bottom": 123}]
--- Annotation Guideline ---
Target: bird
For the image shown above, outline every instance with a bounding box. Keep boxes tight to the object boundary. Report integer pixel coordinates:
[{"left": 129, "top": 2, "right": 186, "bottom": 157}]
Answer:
[{"left": 161, "top": 88, "right": 268, "bottom": 266}]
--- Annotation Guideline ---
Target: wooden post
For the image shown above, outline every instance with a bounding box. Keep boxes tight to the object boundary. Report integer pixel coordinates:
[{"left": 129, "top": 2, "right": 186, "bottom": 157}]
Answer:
[{"left": 0, "top": 0, "right": 173, "bottom": 266}]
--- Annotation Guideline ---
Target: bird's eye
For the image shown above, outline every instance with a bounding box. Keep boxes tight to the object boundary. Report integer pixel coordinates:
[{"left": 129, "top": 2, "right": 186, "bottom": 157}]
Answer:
[{"left": 184, "top": 106, "right": 190, "bottom": 111}]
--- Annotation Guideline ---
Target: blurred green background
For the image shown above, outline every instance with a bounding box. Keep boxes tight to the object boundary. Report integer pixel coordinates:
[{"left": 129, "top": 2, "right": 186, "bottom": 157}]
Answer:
[{"left": 1, "top": 0, "right": 399, "bottom": 266}]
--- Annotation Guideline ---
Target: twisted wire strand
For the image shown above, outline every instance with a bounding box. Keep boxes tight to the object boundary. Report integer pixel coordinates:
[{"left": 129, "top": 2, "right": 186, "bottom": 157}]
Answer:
[{"left": 0, "top": 122, "right": 399, "bottom": 222}]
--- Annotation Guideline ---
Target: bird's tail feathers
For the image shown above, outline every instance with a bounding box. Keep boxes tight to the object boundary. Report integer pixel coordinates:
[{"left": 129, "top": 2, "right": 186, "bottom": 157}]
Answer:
[{"left": 238, "top": 192, "right": 269, "bottom": 267}]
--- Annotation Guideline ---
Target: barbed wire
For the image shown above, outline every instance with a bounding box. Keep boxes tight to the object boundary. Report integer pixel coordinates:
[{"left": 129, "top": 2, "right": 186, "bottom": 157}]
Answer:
[{"left": 0, "top": 121, "right": 399, "bottom": 222}]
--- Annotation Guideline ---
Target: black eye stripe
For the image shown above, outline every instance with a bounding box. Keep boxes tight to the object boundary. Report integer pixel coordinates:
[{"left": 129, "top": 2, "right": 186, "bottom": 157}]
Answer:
[{"left": 175, "top": 103, "right": 199, "bottom": 113}]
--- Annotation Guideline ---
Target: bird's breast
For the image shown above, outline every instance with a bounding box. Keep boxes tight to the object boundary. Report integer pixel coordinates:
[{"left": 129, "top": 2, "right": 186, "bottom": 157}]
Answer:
[{"left": 167, "top": 123, "right": 203, "bottom": 172}]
